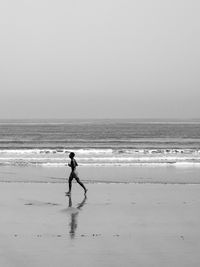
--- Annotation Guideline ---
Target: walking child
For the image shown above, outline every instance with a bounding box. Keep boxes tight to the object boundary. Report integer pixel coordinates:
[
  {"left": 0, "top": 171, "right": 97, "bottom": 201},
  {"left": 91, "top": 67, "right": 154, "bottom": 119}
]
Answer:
[{"left": 66, "top": 152, "right": 87, "bottom": 196}]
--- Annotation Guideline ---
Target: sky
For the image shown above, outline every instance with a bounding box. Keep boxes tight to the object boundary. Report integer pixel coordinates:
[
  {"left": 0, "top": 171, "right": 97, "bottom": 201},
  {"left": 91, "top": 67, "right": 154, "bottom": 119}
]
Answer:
[{"left": 0, "top": 0, "right": 200, "bottom": 119}]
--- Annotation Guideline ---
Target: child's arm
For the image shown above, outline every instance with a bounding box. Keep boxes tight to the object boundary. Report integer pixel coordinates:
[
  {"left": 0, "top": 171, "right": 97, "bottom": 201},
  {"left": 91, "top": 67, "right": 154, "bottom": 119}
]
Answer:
[{"left": 70, "top": 159, "right": 77, "bottom": 171}]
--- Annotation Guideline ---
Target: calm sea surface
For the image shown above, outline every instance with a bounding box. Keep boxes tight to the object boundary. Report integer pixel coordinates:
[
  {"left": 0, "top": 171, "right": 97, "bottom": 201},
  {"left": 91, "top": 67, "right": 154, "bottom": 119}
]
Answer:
[{"left": 0, "top": 119, "right": 200, "bottom": 166}]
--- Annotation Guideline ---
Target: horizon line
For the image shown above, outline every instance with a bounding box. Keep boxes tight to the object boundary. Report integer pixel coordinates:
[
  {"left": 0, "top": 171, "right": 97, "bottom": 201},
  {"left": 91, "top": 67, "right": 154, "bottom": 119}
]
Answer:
[{"left": 0, "top": 117, "right": 200, "bottom": 122}]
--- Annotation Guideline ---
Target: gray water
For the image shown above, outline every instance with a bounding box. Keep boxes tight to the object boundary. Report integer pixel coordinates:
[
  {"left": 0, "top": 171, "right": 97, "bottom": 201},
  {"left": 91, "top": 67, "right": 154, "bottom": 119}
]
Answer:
[{"left": 0, "top": 119, "right": 200, "bottom": 166}]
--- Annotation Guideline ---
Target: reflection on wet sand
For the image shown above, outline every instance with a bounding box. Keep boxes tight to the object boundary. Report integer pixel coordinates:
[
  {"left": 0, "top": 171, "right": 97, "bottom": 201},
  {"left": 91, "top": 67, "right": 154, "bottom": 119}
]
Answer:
[{"left": 66, "top": 195, "right": 87, "bottom": 239}]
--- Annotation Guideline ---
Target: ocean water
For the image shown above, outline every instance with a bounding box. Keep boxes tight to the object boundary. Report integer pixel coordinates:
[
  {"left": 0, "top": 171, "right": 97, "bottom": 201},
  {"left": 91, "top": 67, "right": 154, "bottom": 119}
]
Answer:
[{"left": 0, "top": 119, "right": 200, "bottom": 167}]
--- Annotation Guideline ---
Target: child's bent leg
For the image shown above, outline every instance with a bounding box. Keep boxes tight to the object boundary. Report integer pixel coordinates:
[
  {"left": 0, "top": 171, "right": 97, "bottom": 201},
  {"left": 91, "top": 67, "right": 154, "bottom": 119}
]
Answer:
[{"left": 76, "top": 177, "right": 87, "bottom": 193}]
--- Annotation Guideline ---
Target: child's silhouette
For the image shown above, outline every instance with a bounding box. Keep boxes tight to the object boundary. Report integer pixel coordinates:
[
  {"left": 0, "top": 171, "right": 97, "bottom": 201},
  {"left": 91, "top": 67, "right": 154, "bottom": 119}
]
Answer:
[{"left": 66, "top": 152, "right": 87, "bottom": 196}]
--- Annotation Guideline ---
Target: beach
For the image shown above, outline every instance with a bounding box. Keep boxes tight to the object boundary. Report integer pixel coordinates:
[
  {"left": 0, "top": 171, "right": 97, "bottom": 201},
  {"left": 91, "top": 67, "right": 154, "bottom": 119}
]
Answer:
[
  {"left": 0, "top": 120, "right": 200, "bottom": 266},
  {"left": 0, "top": 178, "right": 200, "bottom": 267},
  {"left": 1, "top": 0, "right": 200, "bottom": 262}
]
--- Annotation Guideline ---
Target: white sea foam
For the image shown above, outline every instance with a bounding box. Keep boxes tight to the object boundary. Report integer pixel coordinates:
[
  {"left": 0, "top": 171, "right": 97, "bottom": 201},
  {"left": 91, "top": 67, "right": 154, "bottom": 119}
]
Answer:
[
  {"left": 0, "top": 148, "right": 200, "bottom": 155},
  {"left": 0, "top": 157, "right": 200, "bottom": 166},
  {"left": 0, "top": 148, "right": 200, "bottom": 166},
  {"left": 0, "top": 148, "right": 114, "bottom": 155}
]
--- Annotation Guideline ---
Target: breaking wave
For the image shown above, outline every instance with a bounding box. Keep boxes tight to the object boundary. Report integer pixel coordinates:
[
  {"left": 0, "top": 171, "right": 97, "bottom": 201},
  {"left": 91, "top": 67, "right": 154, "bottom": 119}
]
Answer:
[{"left": 0, "top": 148, "right": 200, "bottom": 167}]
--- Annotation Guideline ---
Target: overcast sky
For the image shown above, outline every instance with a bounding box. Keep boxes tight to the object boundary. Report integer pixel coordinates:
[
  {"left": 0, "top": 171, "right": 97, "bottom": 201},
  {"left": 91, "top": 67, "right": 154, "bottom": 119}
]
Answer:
[{"left": 0, "top": 0, "right": 199, "bottom": 119}]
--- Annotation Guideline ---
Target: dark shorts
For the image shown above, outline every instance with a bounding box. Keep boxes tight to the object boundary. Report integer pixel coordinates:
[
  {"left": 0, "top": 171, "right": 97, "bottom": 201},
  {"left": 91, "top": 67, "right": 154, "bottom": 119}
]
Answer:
[{"left": 69, "top": 171, "right": 80, "bottom": 182}]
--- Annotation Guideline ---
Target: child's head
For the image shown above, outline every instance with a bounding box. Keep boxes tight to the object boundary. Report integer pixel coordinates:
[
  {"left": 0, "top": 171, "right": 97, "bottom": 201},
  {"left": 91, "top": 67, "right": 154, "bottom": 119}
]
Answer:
[{"left": 69, "top": 152, "right": 75, "bottom": 159}]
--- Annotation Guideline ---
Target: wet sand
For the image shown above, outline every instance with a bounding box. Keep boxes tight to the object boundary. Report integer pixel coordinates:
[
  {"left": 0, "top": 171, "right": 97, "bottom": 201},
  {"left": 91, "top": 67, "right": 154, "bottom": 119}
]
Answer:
[
  {"left": 0, "top": 182, "right": 200, "bottom": 267},
  {"left": 1, "top": 165, "right": 200, "bottom": 184}
]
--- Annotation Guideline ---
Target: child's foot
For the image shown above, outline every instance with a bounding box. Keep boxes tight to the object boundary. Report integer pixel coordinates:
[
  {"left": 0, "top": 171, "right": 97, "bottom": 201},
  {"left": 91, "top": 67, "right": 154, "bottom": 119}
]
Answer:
[{"left": 65, "top": 191, "right": 71, "bottom": 196}]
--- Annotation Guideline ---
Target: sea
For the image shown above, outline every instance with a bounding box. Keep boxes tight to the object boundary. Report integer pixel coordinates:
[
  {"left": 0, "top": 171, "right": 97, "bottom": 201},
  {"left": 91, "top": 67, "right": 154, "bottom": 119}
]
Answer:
[{"left": 0, "top": 118, "right": 200, "bottom": 168}]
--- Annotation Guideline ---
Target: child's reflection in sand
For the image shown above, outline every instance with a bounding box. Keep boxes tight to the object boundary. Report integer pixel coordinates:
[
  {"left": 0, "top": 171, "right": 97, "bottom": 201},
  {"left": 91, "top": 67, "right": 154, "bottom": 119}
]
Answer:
[{"left": 66, "top": 195, "right": 87, "bottom": 239}]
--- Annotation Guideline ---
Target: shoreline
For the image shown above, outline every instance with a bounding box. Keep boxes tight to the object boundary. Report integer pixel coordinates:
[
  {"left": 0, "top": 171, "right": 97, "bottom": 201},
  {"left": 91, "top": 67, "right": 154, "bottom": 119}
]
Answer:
[
  {"left": 1, "top": 180, "right": 200, "bottom": 185},
  {"left": 0, "top": 165, "right": 200, "bottom": 184}
]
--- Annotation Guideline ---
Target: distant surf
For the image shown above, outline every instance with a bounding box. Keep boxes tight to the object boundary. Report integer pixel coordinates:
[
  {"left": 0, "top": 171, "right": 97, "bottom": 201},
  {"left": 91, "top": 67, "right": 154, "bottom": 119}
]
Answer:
[
  {"left": 0, "top": 119, "right": 200, "bottom": 166},
  {"left": 0, "top": 148, "right": 200, "bottom": 167}
]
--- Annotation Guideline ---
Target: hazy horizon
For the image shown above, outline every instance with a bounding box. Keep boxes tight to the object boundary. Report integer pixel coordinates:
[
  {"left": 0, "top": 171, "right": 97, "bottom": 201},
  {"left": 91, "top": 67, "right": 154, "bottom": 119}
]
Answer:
[
  {"left": 0, "top": 117, "right": 200, "bottom": 122},
  {"left": 0, "top": 0, "right": 200, "bottom": 119}
]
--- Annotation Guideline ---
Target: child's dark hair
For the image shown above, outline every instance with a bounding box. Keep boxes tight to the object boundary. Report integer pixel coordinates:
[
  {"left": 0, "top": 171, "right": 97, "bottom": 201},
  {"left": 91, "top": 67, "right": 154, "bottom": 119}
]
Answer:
[{"left": 69, "top": 152, "right": 75, "bottom": 157}]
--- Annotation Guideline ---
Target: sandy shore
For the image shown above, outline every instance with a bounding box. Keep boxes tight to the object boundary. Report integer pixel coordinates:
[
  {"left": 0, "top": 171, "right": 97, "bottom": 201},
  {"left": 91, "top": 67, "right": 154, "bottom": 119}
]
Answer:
[
  {"left": 0, "top": 182, "right": 200, "bottom": 267},
  {"left": 1, "top": 165, "right": 200, "bottom": 184}
]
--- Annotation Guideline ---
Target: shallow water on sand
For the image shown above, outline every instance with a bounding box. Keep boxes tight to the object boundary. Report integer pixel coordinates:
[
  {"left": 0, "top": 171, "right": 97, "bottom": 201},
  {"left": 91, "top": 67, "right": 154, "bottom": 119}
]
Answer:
[{"left": 0, "top": 165, "right": 200, "bottom": 184}]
